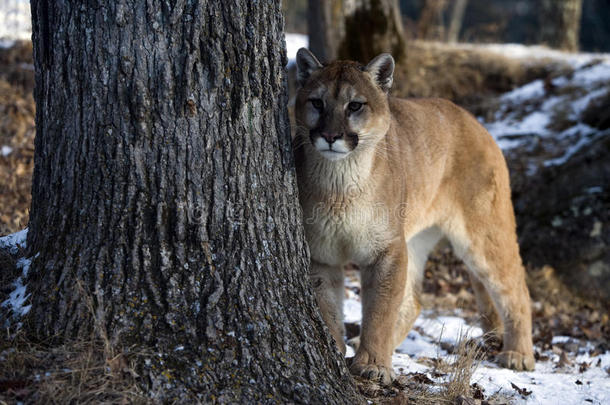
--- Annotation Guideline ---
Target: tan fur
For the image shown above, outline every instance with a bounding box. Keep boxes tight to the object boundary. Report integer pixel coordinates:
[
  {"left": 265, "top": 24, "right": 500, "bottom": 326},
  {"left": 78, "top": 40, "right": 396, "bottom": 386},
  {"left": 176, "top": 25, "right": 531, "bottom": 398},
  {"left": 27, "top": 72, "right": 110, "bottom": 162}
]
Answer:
[{"left": 294, "top": 49, "right": 535, "bottom": 385}]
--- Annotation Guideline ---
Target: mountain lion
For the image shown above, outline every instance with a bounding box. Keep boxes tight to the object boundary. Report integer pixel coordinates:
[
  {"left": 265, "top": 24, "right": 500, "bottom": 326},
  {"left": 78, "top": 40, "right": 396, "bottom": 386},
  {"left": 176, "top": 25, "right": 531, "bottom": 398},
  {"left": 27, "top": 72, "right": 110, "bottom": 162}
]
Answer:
[{"left": 293, "top": 48, "right": 535, "bottom": 385}]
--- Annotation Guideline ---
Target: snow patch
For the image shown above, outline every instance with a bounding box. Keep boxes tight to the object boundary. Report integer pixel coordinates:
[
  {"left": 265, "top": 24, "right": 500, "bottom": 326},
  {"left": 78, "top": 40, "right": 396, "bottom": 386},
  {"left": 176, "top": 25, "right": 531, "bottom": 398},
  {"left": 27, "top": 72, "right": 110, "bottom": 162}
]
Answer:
[
  {"left": 0, "top": 228, "right": 28, "bottom": 254},
  {"left": 343, "top": 296, "right": 362, "bottom": 324},
  {"left": 1, "top": 145, "right": 13, "bottom": 156},
  {"left": 455, "top": 42, "right": 610, "bottom": 70},
  {"left": 1, "top": 255, "right": 33, "bottom": 320},
  {"left": 413, "top": 313, "right": 483, "bottom": 344},
  {"left": 393, "top": 352, "right": 430, "bottom": 374},
  {"left": 544, "top": 131, "right": 605, "bottom": 167},
  {"left": 480, "top": 48, "right": 610, "bottom": 171},
  {"left": 502, "top": 79, "right": 546, "bottom": 104},
  {"left": 285, "top": 33, "right": 308, "bottom": 66},
  {"left": 472, "top": 353, "right": 610, "bottom": 405},
  {"left": 0, "top": 229, "right": 34, "bottom": 325},
  {"left": 396, "top": 329, "right": 441, "bottom": 358},
  {"left": 0, "top": 0, "right": 31, "bottom": 42},
  {"left": 2, "top": 276, "right": 31, "bottom": 317},
  {"left": 570, "top": 60, "right": 610, "bottom": 84}
]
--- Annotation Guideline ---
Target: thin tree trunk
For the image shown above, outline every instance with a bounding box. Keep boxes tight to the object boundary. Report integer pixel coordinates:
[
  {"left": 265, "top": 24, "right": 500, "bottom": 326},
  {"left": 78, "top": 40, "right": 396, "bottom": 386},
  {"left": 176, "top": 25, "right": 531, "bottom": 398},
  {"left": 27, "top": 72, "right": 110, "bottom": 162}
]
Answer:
[
  {"left": 308, "top": 0, "right": 406, "bottom": 64},
  {"left": 539, "top": 0, "right": 583, "bottom": 51},
  {"left": 26, "top": 0, "right": 361, "bottom": 402},
  {"left": 417, "top": 0, "right": 448, "bottom": 41},
  {"left": 307, "top": 0, "right": 345, "bottom": 63},
  {"left": 447, "top": 0, "right": 468, "bottom": 43}
]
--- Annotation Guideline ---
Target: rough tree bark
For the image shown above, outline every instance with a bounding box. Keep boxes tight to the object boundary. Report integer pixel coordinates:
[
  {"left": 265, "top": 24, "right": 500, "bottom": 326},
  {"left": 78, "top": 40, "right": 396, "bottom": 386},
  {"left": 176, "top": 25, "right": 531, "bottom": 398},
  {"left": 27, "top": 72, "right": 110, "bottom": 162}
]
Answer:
[
  {"left": 307, "top": 0, "right": 406, "bottom": 64},
  {"left": 26, "top": 0, "right": 361, "bottom": 402},
  {"left": 539, "top": 0, "right": 583, "bottom": 51}
]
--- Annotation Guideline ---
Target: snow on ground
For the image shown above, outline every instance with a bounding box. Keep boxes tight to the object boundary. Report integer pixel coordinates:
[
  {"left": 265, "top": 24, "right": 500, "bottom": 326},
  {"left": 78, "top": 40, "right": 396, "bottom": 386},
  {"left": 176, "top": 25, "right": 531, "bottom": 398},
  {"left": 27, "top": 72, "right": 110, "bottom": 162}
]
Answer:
[
  {"left": 1, "top": 145, "right": 13, "bottom": 157},
  {"left": 0, "top": 229, "right": 33, "bottom": 325},
  {"left": 478, "top": 44, "right": 610, "bottom": 169},
  {"left": 343, "top": 294, "right": 610, "bottom": 405},
  {"left": 285, "top": 33, "right": 308, "bottom": 66},
  {"left": 471, "top": 352, "right": 610, "bottom": 405},
  {"left": 0, "top": 227, "right": 27, "bottom": 254},
  {"left": 0, "top": 0, "right": 30, "bottom": 45},
  {"left": 2, "top": 258, "right": 31, "bottom": 318},
  {"left": 456, "top": 42, "right": 610, "bottom": 70}
]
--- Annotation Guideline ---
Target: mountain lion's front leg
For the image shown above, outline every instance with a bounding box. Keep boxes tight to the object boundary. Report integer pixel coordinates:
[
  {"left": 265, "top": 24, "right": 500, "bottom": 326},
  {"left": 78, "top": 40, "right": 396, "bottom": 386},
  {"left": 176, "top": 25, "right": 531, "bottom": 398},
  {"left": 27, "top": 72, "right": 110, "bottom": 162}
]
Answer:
[
  {"left": 351, "top": 240, "right": 407, "bottom": 385},
  {"left": 310, "top": 261, "right": 346, "bottom": 355}
]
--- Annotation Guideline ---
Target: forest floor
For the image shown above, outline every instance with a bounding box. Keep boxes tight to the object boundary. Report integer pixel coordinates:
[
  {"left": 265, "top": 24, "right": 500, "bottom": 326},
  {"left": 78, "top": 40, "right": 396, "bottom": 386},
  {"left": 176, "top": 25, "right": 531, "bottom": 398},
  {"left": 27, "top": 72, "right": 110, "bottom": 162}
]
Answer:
[
  {"left": 343, "top": 249, "right": 609, "bottom": 404},
  {"left": 1, "top": 228, "right": 608, "bottom": 404},
  {"left": 1, "top": 32, "right": 609, "bottom": 403}
]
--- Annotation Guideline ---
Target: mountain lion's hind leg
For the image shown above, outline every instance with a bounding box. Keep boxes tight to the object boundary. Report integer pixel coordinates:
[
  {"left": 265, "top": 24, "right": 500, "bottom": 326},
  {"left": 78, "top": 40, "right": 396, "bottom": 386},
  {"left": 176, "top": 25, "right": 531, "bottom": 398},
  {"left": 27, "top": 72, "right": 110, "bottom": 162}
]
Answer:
[
  {"left": 310, "top": 261, "right": 346, "bottom": 355},
  {"left": 470, "top": 275, "right": 503, "bottom": 338},
  {"left": 448, "top": 215, "right": 535, "bottom": 371}
]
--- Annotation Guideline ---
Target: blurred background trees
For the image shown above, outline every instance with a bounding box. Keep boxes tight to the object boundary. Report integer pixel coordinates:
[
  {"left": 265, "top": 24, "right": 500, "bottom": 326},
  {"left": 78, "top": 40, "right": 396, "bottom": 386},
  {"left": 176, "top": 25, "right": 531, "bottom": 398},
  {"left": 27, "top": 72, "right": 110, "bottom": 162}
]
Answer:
[
  {"left": 539, "top": 0, "right": 583, "bottom": 51},
  {"left": 417, "top": 0, "right": 447, "bottom": 41},
  {"left": 283, "top": 0, "right": 610, "bottom": 53},
  {"left": 307, "top": 0, "right": 406, "bottom": 63}
]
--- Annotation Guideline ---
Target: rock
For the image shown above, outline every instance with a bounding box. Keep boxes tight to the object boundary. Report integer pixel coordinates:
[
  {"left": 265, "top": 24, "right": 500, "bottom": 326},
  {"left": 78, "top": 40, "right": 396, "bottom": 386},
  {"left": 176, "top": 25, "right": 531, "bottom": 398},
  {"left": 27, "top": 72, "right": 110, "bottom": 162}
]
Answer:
[{"left": 508, "top": 133, "right": 610, "bottom": 300}]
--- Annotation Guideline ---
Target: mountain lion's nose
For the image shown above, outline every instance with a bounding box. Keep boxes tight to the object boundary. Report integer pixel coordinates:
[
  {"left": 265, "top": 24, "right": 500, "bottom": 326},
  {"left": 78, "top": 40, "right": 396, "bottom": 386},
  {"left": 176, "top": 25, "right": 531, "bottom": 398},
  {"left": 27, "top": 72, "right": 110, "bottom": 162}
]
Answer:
[{"left": 322, "top": 132, "right": 342, "bottom": 144}]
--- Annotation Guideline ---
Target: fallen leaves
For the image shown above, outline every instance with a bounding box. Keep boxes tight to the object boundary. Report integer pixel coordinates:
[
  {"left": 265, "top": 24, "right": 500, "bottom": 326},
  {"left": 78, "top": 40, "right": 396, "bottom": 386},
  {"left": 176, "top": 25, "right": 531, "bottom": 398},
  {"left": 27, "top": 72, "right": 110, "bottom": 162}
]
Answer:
[
  {"left": 578, "top": 361, "right": 591, "bottom": 373},
  {"left": 510, "top": 382, "right": 532, "bottom": 398},
  {"left": 556, "top": 351, "right": 573, "bottom": 369}
]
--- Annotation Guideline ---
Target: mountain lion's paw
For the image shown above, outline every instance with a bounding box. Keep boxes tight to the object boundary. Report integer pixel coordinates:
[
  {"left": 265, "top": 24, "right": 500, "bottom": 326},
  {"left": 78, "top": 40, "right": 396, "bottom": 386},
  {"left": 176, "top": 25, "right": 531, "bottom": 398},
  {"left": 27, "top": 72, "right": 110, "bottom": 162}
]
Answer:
[
  {"left": 497, "top": 350, "right": 535, "bottom": 371},
  {"left": 349, "top": 355, "right": 395, "bottom": 386}
]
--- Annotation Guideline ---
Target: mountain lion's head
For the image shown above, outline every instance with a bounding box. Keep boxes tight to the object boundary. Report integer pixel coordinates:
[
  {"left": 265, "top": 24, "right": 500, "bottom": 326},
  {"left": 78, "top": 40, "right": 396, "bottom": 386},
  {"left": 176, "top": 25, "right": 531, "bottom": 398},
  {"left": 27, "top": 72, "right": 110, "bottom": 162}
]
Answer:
[{"left": 295, "top": 48, "right": 395, "bottom": 161}]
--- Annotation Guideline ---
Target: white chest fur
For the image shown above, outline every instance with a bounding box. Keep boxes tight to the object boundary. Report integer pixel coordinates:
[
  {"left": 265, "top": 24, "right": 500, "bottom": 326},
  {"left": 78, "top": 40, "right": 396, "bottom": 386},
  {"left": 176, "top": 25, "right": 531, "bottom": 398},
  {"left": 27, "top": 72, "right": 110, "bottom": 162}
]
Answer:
[
  {"left": 303, "top": 199, "right": 391, "bottom": 266},
  {"left": 300, "top": 154, "right": 391, "bottom": 267}
]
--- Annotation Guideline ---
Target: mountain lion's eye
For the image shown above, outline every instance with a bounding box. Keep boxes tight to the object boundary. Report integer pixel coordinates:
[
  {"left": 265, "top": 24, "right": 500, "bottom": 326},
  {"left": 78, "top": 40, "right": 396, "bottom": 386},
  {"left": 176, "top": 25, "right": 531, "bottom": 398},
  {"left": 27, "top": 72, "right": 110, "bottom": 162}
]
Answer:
[
  {"left": 310, "top": 99, "right": 324, "bottom": 110},
  {"left": 348, "top": 102, "right": 363, "bottom": 112}
]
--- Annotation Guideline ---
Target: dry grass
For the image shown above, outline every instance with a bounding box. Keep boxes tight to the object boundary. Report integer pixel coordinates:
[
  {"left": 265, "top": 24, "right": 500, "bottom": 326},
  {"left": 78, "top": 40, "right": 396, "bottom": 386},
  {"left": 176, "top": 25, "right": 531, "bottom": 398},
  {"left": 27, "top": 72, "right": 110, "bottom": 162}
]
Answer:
[
  {"left": 0, "top": 262, "right": 149, "bottom": 404},
  {"left": 391, "top": 40, "right": 555, "bottom": 110},
  {"left": 413, "top": 330, "right": 486, "bottom": 404},
  {"left": 0, "top": 41, "right": 35, "bottom": 236},
  {"left": 0, "top": 332, "right": 149, "bottom": 404},
  {"left": 0, "top": 241, "right": 149, "bottom": 404},
  {"left": 355, "top": 330, "right": 499, "bottom": 405},
  {"left": 441, "top": 333, "right": 483, "bottom": 401}
]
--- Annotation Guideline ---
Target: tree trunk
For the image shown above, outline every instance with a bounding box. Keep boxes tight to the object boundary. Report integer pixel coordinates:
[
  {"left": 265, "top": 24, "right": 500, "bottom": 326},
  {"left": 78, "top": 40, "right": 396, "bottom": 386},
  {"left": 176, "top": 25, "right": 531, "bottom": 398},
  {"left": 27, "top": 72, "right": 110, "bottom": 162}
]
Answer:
[
  {"left": 308, "top": 0, "right": 406, "bottom": 64},
  {"left": 26, "top": 0, "right": 361, "bottom": 402},
  {"left": 539, "top": 0, "right": 583, "bottom": 51},
  {"left": 307, "top": 0, "right": 345, "bottom": 63},
  {"left": 447, "top": 0, "right": 468, "bottom": 43},
  {"left": 417, "top": 0, "right": 448, "bottom": 41}
]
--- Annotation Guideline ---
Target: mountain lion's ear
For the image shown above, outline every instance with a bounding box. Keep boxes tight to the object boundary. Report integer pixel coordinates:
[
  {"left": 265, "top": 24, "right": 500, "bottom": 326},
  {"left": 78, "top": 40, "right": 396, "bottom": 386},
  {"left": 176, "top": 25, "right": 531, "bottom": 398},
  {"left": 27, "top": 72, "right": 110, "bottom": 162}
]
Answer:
[
  {"left": 365, "top": 53, "right": 395, "bottom": 93},
  {"left": 296, "top": 48, "right": 323, "bottom": 86}
]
